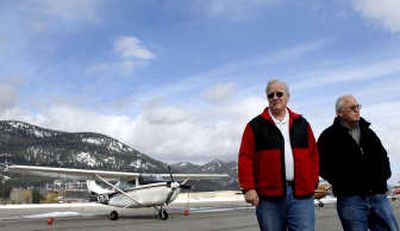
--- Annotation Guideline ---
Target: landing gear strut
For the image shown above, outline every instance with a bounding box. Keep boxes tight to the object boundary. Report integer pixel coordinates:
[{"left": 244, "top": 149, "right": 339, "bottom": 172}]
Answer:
[
  {"left": 158, "top": 207, "right": 169, "bottom": 220},
  {"left": 109, "top": 210, "right": 119, "bottom": 220}
]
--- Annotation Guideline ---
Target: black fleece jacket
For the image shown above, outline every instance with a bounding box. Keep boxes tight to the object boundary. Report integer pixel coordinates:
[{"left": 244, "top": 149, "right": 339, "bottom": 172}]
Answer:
[{"left": 318, "top": 117, "right": 391, "bottom": 197}]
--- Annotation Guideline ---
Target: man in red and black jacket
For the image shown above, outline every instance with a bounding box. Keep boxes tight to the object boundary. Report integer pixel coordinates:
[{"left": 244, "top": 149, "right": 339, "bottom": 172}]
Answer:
[{"left": 238, "top": 79, "right": 319, "bottom": 231}]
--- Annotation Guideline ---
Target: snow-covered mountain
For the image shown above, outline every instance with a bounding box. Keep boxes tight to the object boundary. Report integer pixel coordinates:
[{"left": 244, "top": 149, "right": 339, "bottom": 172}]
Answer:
[
  {"left": 0, "top": 120, "right": 168, "bottom": 172},
  {"left": 0, "top": 120, "right": 239, "bottom": 190}
]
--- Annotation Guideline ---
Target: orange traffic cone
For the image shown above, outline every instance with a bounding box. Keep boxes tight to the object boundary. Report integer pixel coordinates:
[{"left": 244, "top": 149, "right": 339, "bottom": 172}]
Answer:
[
  {"left": 183, "top": 208, "right": 189, "bottom": 216},
  {"left": 47, "top": 217, "right": 54, "bottom": 226},
  {"left": 184, "top": 191, "right": 190, "bottom": 216}
]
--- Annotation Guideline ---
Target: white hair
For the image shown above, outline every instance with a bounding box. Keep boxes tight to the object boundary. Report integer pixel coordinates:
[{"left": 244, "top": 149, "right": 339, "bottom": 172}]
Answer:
[
  {"left": 265, "top": 79, "right": 290, "bottom": 97},
  {"left": 335, "top": 94, "right": 355, "bottom": 115}
]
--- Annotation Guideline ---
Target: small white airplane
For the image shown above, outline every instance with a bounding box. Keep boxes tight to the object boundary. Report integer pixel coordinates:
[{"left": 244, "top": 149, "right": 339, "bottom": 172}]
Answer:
[{"left": 4, "top": 164, "right": 229, "bottom": 220}]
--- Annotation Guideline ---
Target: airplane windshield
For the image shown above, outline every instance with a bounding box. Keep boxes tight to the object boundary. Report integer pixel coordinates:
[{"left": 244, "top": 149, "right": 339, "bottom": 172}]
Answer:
[
  {"left": 114, "top": 176, "right": 166, "bottom": 190},
  {"left": 138, "top": 176, "right": 166, "bottom": 185}
]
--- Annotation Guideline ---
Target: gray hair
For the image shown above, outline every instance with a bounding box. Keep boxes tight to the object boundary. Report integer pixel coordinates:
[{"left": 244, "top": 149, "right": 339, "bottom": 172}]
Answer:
[
  {"left": 335, "top": 94, "right": 354, "bottom": 115},
  {"left": 265, "top": 79, "right": 290, "bottom": 97}
]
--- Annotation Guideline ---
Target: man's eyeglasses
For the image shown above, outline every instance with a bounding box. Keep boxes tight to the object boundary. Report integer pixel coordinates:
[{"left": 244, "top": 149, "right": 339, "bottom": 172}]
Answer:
[
  {"left": 345, "top": 104, "right": 362, "bottom": 111},
  {"left": 267, "top": 91, "right": 284, "bottom": 99}
]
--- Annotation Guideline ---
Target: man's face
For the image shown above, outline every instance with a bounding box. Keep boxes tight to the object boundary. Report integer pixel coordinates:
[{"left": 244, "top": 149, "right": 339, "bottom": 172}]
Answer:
[
  {"left": 267, "top": 82, "right": 289, "bottom": 113},
  {"left": 338, "top": 96, "right": 361, "bottom": 123}
]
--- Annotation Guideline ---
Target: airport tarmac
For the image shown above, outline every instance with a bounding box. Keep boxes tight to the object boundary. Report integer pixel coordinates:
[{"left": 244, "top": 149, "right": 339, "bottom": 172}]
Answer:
[{"left": 1, "top": 200, "right": 400, "bottom": 231}]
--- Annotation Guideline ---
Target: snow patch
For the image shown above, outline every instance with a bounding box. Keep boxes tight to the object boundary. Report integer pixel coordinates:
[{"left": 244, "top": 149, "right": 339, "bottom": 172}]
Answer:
[
  {"left": 82, "top": 138, "right": 102, "bottom": 145},
  {"left": 33, "top": 130, "right": 44, "bottom": 138},
  {"left": 76, "top": 152, "right": 96, "bottom": 167}
]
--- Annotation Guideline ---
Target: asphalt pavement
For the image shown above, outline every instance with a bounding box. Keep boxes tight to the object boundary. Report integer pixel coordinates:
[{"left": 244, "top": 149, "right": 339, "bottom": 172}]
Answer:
[{"left": 1, "top": 200, "right": 399, "bottom": 231}]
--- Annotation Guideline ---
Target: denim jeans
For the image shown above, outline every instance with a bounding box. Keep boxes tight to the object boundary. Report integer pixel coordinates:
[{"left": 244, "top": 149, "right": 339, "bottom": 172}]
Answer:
[
  {"left": 256, "top": 185, "right": 314, "bottom": 231},
  {"left": 337, "top": 194, "right": 399, "bottom": 231}
]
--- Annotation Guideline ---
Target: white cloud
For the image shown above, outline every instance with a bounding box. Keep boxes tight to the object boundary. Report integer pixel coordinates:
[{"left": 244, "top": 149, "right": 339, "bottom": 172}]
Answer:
[
  {"left": 4, "top": 104, "right": 138, "bottom": 146},
  {"left": 29, "top": 0, "right": 102, "bottom": 22},
  {"left": 0, "top": 77, "right": 24, "bottom": 111},
  {"left": 194, "top": 0, "right": 280, "bottom": 21},
  {"left": 85, "top": 61, "right": 140, "bottom": 77},
  {"left": 4, "top": 0, "right": 103, "bottom": 33},
  {"left": 86, "top": 35, "right": 156, "bottom": 77},
  {"left": 202, "top": 82, "right": 237, "bottom": 103},
  {"left": 120, "top": 60, "right": 139, "bottom": 75},
  {"left": 129, "top": 98, "right": 254, "bottom": 162},
  {"left": 0, "top": 84, "right": 17, "bottom": 110},
  {"left": 114, "top": 36, "right": 156, "bottom": 60},
  {"left": 125, "top": 96, "right": 265, "bottom": 163},
  {"left": 354, "top": 0, "right": 400, "bottom": 33},
  {"left": 135, "top": 39, "right": 329, "bottom": 101},
  {"left": 291, "top": 57, "right": 400, "bottom": 90},
  {"left": 142, "top": 105, "right": 188, "bottom": 125}
]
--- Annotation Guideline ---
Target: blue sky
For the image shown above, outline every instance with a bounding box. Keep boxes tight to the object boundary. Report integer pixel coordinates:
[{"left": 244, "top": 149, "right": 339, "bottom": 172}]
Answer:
[{"left": 1, "top": 0, "right": 400, "bottom": 182}]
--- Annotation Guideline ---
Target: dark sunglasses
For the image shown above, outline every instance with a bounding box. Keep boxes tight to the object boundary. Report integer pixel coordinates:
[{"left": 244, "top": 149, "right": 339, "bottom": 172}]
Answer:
[
  {"left": 346, "top": 104, "right": 362, "bottom": 111},
  {"left": 267, "top": 91, "right": 284, "bottom": 99}
]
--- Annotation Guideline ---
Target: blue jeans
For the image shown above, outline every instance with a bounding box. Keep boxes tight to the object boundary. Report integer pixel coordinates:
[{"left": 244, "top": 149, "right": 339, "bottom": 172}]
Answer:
[
  {"left": 256, "top": 185, "right": 314, "bottom": 231},
  {"left": 337, "top": 194, "right": 399, "bottom": 231}
]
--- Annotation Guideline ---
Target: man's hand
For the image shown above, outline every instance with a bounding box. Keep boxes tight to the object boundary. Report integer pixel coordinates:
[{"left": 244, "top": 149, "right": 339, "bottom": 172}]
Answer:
[
  {"left": 244, "top": 189, "right": 259, "bottom": 206},
  {"left": 314, "top": 185, "right": 331, "bottom": 199}
]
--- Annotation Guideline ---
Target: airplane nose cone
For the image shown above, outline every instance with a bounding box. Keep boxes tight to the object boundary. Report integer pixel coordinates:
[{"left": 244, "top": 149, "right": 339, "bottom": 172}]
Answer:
[{"left": 171, "top": 182, "right": 180, "bottom": 188}]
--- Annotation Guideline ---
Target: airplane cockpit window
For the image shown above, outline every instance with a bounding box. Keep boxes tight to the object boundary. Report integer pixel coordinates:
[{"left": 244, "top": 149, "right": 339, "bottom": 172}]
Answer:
[
  {"left": 138, "top": 175, "right": 166, "bottom": 184},
  {"left": 115, "top": 180, "right": 135, "bottom": 190}
]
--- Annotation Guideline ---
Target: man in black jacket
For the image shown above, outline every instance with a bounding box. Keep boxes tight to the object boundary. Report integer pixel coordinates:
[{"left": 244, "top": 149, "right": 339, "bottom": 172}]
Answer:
[{"left": 318, "top": 95, "right": 398, "bottom": 231}]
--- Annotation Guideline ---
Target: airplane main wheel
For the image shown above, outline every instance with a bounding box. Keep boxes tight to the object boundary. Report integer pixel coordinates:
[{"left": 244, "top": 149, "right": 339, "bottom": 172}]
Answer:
[
  {"left": 109, "top": 210, "right": 119, "bottom": 221},
  {"left": 159, "top": 208, "right": 169, "bottom": 220}
]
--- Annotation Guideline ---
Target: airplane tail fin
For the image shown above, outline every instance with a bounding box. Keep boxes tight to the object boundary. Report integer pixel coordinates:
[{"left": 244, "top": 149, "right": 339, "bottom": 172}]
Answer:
[{"left": 0, "top": 161, "right": 10, "bottom": 181}]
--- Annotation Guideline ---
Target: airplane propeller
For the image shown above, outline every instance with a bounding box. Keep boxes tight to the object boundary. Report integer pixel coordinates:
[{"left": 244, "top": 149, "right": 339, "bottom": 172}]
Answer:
[
  {"left": 168, "top": 165, "right": 175, "bottom": 182},
  {"left": 166, "top": 166, "right": 192, "bottom": 190},
  {"left": 165, "top": 166, "right": 192, "bottom": 205}
]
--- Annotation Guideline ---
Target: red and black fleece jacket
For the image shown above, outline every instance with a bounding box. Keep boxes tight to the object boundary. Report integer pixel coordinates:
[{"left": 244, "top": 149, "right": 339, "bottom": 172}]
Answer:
[{"left": 238, "top": 107, "right": 319, "bottom": 198}]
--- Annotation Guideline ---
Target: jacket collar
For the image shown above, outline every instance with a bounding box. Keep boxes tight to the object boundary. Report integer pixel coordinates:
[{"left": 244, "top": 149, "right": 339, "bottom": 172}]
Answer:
[
  {"left": 333, "top": 116, "right": 371, "bottom": 130},
  {"left": 260, "top": 107, "right": 301, "bottom": 122}
]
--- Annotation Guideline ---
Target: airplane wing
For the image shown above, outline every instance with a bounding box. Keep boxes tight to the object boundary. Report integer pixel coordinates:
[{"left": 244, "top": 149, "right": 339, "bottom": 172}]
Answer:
[
  {"left": 139, "top": 173, "right": 229, "bottom": 180},
  {"left": 6, "top": 165, "right": 229, "bottom": 181},
  {"left": 6, "top": 165, "right": 141, "bottom": 181}
]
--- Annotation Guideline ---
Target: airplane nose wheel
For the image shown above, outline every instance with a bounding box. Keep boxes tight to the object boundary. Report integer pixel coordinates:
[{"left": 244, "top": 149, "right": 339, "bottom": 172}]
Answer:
[
  {"left": 317, "top": 200, "right": 324, "bottom": 208},
  {"left": 158, "top": 208, "right": 169, "bottom": 220},
  {"left": 109, "top": 210, "right": 119, "bottom": 220}
]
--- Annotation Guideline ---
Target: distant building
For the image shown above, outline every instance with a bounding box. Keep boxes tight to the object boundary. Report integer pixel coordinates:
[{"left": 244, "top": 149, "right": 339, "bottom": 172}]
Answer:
[
  {"left": 45, "top": 180, "right": 87, "bottom": 192},
  {"left": 9, "top": 188, "right": 32, "bottom": 204}
]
